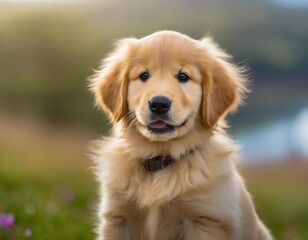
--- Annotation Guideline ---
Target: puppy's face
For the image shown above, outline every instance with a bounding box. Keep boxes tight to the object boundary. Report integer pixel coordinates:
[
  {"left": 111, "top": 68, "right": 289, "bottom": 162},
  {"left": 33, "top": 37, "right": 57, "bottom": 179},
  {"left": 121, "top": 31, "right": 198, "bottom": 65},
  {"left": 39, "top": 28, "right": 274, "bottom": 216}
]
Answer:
[
  {"left": 127, "top": 35, "right": 203, "bottom": 141},
  {"left": 90, "top": 31, "right": 246, "bottom": 142}
]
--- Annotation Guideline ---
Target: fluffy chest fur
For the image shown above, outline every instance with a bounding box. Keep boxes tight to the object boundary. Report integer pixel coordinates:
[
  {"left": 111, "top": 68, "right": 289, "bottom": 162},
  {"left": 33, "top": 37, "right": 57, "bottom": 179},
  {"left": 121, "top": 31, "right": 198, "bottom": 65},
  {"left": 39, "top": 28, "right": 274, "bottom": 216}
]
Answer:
[{"left": 93, "top": 126, "right": 238, "bottom": 204}]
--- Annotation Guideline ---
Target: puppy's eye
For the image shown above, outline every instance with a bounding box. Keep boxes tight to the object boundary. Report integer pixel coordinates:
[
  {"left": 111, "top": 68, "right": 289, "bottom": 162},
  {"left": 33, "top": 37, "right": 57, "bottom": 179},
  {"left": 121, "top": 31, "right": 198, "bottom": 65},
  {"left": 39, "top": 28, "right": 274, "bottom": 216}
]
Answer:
[
  {"left": 177, "top": 72, "right": 190, "bottom": 83},
  {"left": 139, "top": 72, "right": 150, "bottom": 82}
]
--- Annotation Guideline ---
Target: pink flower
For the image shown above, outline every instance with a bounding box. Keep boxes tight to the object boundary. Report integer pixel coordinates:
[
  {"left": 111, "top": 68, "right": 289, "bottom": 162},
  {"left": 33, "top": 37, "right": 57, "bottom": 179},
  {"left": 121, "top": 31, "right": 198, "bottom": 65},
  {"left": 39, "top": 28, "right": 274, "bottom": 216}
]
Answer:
[{"left": 0, "top": 213, "right": 15, "bottom": 230}]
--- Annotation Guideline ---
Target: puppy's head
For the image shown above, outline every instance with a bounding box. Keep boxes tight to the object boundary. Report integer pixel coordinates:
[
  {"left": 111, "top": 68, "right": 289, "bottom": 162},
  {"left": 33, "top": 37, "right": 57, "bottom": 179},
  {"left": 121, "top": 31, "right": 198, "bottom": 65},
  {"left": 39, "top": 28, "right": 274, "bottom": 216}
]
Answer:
[{"left": 90, "top": 31, "right": 247, "bottom": 141}]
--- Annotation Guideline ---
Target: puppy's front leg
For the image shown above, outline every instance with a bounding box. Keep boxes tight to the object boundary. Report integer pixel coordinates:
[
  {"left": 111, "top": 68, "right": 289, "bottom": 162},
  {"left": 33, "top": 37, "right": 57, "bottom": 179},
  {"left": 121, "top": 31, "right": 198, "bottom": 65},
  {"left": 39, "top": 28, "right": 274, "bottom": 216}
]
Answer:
[
  {"left": 97, "top": 191, "right": 144, "bottom": 240},
  {"left": 98, "top": 213, "right": 131, "bottom": 240}
]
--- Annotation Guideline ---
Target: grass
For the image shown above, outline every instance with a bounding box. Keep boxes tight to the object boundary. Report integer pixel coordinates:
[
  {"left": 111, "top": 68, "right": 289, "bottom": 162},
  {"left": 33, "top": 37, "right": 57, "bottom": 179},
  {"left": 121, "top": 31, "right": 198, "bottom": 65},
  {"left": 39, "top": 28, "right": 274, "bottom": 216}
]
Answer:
[
  {"left": 0, "top": 115, "right": 97, "bottom": 240},
  {"left": 242, "top": 162, "right": 308, "bottom": 240},
  {"left": 0, "top": 146, "right": 97, "bottom": 240},
  {"left": 1, "top": 114, "right": 308, "bottom": 239}
]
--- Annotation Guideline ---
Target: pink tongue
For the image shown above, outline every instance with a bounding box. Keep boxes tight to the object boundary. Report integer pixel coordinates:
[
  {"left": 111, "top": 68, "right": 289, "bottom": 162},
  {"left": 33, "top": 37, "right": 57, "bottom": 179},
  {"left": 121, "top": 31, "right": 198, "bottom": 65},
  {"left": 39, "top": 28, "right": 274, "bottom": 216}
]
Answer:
[{"left": 150, "top": 121, "right": 167, "bottom": 129}]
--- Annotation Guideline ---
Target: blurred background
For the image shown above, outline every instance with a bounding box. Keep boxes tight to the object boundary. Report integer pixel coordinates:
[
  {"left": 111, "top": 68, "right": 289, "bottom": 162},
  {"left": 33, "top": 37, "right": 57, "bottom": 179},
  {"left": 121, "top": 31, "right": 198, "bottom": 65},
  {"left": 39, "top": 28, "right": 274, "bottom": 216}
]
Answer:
[{"left": 0, "top": 0, "right": 307, "bottom": 239}]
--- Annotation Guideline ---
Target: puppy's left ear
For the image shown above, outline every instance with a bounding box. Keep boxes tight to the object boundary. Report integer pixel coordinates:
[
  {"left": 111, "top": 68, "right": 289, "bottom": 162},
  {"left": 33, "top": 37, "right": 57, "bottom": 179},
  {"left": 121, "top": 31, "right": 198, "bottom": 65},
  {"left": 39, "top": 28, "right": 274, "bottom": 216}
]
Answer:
[
  {"left": 88, "top": 38, "right": 138, "bottom": 122},
  {"left": 200, "top": 37, "right": 248, "bottom": 127}
]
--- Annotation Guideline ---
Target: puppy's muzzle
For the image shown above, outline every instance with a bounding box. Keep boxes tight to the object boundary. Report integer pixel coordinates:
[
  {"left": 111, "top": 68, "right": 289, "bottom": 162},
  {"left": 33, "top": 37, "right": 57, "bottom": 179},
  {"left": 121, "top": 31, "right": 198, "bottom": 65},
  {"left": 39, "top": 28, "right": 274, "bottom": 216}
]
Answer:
[{"left": 148, "top": 96, "right": 172, "bottom": 115}]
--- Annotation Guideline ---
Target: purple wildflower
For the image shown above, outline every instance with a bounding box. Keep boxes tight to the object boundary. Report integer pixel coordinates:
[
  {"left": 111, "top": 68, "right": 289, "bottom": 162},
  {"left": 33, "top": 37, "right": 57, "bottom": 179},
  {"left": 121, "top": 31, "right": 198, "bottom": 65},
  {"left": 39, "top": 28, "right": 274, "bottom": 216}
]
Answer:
[{"left": 0, "top": 213, "right": 15, "bottom": 230}]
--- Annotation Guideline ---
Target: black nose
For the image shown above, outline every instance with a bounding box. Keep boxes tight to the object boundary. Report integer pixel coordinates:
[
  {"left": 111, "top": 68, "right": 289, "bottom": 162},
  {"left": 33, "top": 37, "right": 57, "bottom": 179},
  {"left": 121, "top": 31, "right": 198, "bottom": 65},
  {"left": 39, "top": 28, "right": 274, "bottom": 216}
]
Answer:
[{"left": 149, "top": 96, "right": 172, "bottom": 115}]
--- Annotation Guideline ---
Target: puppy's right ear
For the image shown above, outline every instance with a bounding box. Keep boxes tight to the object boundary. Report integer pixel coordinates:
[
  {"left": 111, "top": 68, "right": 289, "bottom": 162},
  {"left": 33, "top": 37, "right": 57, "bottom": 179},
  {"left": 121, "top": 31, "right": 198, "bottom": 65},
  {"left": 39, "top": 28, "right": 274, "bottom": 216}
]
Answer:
[{"left": 88, "top": 38, "right": 138, "bottom": 122}]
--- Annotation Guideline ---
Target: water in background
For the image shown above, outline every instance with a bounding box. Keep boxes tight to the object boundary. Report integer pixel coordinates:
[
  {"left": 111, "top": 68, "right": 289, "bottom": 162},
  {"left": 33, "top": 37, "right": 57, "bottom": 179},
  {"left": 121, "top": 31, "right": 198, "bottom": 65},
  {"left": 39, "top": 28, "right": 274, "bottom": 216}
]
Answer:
[
  {"left": 235, "top": 106, "right": 308, "bottom": 163},
  {"left": 274, "top": 0, "right": 308, "bottom": 8}
]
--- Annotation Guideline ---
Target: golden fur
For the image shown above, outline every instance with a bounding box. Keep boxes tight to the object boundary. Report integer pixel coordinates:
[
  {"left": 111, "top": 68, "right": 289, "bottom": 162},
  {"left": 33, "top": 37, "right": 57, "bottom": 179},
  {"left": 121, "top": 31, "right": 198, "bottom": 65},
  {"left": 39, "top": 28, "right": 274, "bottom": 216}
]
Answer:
[{"left": 89, "top": 31, "right": 272, "bottom": 240}]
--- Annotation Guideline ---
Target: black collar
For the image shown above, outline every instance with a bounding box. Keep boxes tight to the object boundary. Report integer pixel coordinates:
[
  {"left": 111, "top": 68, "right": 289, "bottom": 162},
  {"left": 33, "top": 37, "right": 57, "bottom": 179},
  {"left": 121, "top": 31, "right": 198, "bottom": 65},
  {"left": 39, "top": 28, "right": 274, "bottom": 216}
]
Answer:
[{"left": 143, "top": 147, "right": 201, "bottom": 172}]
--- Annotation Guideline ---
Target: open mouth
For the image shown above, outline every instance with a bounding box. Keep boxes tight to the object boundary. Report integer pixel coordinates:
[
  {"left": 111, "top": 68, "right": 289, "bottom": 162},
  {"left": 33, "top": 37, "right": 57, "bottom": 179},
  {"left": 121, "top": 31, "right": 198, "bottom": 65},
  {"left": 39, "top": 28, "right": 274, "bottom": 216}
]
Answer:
[{"left": 147, "top": 119, "right": 188, "bottom": 134}]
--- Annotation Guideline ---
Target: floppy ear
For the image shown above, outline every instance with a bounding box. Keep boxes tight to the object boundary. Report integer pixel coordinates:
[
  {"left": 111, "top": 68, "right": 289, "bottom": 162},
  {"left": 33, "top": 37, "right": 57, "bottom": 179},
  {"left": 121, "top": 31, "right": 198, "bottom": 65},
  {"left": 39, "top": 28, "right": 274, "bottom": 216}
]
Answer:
[
  {"left": 200, "top": 37, "right": 248, "bottom": 127},
  {"left": 89, "top": 38, "right": 137, "bottom": 122}
]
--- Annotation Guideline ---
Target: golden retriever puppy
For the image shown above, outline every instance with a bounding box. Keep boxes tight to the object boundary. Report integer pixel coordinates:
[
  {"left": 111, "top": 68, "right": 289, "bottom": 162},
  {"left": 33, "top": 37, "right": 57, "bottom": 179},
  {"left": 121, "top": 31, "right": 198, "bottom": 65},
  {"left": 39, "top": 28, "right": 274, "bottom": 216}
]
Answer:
[{"left": 89, "top": 31, "right": 272, "bottom": 240}]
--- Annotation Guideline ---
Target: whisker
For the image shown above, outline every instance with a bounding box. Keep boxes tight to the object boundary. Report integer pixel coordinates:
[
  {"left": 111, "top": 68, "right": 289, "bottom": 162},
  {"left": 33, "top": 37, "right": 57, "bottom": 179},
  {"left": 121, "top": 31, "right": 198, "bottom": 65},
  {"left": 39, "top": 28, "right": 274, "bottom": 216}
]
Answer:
[
  {"left": 126, "top": 118, "right": 138, "bottom": 135},
  {"left": 122, "top": 111, "right": 138, "bottom": 135}
]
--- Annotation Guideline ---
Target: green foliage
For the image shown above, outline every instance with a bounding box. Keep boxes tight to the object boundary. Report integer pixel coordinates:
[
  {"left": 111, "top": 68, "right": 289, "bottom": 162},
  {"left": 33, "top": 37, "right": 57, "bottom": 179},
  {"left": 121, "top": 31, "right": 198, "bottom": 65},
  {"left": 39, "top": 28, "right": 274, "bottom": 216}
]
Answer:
[{"left": 0, "top": 6, "right": 110, "bottom": 131}]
